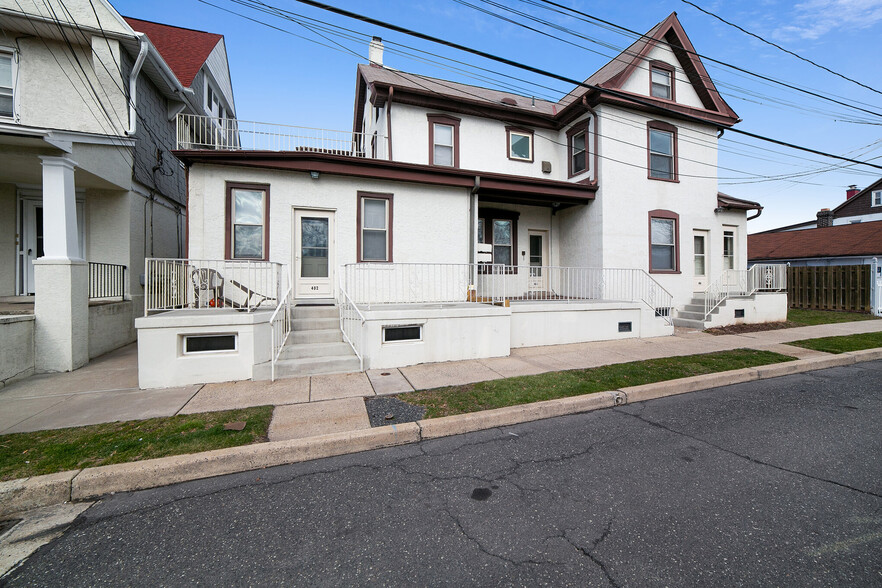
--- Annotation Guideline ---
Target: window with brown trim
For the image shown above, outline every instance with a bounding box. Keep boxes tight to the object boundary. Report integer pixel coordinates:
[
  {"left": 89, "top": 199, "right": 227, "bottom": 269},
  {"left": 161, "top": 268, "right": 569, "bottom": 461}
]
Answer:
[
  {"left": 427, "top": 114, "right": 460, "bottom": 167},
  {"left": 225, "top": 183, "right": 270, "bottom": 260},
  {"left": 357, "top": 191, "right": 393, "bottom": 262},
  {"left": 567, "top": 121, "right": 590, "bottom": 177},
  {"left": 478, "top": 208, "right": 519, "bottom": 272},
  {"left": 506, "top": 126, "right": 533, "bottom": 162},
  {"left": 647, "top": 121, "right": 678, "bottom": 181},
  {"left": 648, "top": 209, "right": 680, "bottom": 274},
  {"left": 649, "top": 62, "right": 674, "bottom": 100}
]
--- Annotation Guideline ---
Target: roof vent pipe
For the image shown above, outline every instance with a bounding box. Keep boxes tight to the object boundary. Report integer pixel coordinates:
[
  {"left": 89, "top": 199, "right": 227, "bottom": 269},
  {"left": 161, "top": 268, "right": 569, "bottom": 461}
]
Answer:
[{"left": 369, "top": 37, "right": 384, "bottom": 66}]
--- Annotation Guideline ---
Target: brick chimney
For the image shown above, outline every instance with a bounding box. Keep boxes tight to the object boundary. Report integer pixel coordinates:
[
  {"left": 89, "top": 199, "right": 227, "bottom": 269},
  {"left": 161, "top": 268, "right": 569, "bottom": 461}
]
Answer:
[
  {"left": 368, "top": 36, "right": 384, "bottom": 66},
  {"left": 817, "top": 208, "right": 834, "bottom": 227},
  {"left": 846, "top": 185, "right": 860, "bottom": 200}
]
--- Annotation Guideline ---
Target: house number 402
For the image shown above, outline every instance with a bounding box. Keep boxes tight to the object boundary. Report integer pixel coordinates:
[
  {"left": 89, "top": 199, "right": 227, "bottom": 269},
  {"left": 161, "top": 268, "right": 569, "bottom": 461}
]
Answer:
[{"left": 311, "top": 286, "right": 319, "bottom": 291}]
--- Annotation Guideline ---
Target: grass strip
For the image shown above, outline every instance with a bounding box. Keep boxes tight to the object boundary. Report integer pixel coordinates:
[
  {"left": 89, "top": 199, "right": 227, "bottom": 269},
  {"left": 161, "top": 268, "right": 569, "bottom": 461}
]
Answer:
[
  {"left": 788, "top": 332, "right": 882, "bottom": 354},
  {"left": 787, "top": 309, "right": 880, "bottom": 326},
  {"left": 0, "top": 406, "right": 273, "bottom": 482},
  {"left": 400, "top": 349, "right": 794, "bottom": 418}
]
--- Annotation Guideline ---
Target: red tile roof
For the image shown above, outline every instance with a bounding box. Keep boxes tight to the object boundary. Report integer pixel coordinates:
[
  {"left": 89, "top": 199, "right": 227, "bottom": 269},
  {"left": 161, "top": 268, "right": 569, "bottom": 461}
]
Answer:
[
  {"left": 124, "top": 17, "right": 222, "bottom": 88},
  {"left": 748, "top": 220, "right": 882, "bottom": 261}
]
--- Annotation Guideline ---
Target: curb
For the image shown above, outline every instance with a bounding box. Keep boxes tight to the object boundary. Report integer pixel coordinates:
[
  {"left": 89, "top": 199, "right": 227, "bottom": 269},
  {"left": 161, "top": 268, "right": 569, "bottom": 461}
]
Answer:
[{"left": 2, "top": 348, "right": 879, "bottom": 517}]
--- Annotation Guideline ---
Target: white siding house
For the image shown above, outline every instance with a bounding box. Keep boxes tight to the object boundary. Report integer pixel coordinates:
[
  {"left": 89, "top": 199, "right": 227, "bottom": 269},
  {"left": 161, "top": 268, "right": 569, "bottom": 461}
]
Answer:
[
  {"left": 136, "top": 12, "right": 786, "bottom": 389},
  {"left": 0, "top": 0, "right": 237, "bottom": 385}
]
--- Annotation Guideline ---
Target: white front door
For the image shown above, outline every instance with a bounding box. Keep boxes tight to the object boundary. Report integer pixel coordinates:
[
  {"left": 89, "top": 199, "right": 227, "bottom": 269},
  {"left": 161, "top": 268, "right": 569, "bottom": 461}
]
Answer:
[
  {"left": 528, "top": 230, "right": 547, "bottom": 292},
  {"left": 293, "top": 209, "right": 335, "bottom": 298},
  {"left": 693, "top": 230, "right": 708, "bottom": 292},
  {"left": 19, "top": 199, "right": 43, "bottom": 295}
]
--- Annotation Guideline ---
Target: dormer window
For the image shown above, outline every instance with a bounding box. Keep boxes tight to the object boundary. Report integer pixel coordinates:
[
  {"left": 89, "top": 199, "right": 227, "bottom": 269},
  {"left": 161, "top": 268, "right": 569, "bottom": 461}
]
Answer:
[
  {"left": 205, "top": 80, "right": 227, "bottom": 120},
  {"left": 650, "top": 63, "right": 674, "bottom": 100}
]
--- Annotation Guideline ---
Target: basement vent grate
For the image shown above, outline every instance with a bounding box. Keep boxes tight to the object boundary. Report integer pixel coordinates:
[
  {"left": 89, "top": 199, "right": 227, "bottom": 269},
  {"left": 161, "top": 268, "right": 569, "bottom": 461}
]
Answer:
[
  {"left": 383, "top": 325, "right": 422, "bottom": 343},
  {"left": 184, "top": 334, "right": 237, "bottom": 354},
  {"left": 618, "top": 322, "right": 632, "bottom": 333},
  {"left": 734, "top": 309, "right": 745, "bottom": 319}
]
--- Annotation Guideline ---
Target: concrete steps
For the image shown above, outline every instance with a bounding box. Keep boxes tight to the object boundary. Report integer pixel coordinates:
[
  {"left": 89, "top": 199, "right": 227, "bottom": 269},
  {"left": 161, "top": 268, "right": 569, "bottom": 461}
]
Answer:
[
  {"left": 672, "top": 296, "right": 717, "bottom": 329},
  {"left": 254, "top": 304, "right": 360, "bottom": 380}
]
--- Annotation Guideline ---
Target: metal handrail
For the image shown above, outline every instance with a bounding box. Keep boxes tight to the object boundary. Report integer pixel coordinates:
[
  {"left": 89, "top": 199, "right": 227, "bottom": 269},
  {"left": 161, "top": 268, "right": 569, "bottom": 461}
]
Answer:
[
  {"left": 269, "top": 269, "right": 293, "bottom": 382},
  {"left": 338, "top": 285, "right": 365, "bottom": 372},
  {"left": 703, "top": 264, "right": 787, "bottom": 320}
]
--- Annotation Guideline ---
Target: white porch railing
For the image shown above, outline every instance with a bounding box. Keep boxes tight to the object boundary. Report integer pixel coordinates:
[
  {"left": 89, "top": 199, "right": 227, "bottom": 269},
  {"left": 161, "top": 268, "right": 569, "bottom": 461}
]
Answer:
[
  {"left": 340, "top": 263, "right": 674, "bottom": 323},
  {"left": 144, "top": 258, "right": 285, "bottom": 314},
  {"left": 176, "top": 113, "right": 387, "bottom": 156},
  {"left": 338, "top": 285, "right": 365, "bottom": 371},
  {"left": 270, "top": 267, "right": 293, "bottom": 381},
  {"left": 704, "top": 263, "right": 787, "bottom": 320}
]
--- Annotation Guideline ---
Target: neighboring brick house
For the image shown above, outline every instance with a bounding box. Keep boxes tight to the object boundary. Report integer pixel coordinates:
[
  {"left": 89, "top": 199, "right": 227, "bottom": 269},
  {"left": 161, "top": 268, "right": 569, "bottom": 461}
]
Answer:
[
  {"left": 0, "top": 0, "right": 236, "bottom": 383},
  {"left": 759, "top": 179, "right": 882, "bottom": 232}
]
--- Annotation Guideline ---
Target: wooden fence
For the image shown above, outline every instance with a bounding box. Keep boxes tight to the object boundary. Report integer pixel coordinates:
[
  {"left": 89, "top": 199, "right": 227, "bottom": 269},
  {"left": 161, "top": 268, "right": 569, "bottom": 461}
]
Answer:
[{"left": 788, "top": 265, "right": 872, "bottom": 312}]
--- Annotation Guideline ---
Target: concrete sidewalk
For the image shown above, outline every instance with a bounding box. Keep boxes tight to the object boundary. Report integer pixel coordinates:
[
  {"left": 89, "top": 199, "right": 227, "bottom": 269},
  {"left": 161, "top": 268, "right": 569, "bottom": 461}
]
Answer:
[{"left": 1, "top": 319, "right": 880, "bottom": 437}]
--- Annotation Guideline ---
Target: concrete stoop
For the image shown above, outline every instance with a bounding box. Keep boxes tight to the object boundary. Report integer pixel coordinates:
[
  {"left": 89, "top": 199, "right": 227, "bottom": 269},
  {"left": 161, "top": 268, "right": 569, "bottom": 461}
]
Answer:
[
  {"left": 253, "top": 304, "right": 360, "bottom": 380},
  {"left": 673, "top": 296, "right": 717, "bottom": 329}
]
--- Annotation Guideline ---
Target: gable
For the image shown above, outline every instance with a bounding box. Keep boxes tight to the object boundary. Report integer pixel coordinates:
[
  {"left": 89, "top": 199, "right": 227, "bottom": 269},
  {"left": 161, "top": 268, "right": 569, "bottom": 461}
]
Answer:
[
  {"left": 619, "top": 42, "right": 705, "bottom": 109},
  {"left": 833, "top": 177, "right": 882, "bottom": 219},
  {"left": 124, "top": 17, "right": 221, "bottom": 88}
]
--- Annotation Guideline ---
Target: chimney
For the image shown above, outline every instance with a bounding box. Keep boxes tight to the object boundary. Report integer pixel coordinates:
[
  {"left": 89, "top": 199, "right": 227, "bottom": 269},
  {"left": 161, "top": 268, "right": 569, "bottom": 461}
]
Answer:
[
  {"left": 369, "top": 36, "right": 383, "bottom": 66},
  {"left": 817, "top": 208, "right": 834, "bottom": 228},
  {"left": 846, "top": 185, "right": 860, "bottom": 200}
]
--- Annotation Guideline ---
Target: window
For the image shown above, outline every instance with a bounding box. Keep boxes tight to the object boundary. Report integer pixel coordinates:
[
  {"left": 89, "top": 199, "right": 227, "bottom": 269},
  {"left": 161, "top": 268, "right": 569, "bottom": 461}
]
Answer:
[
  {"left": 648, "top": 210, "right": 679, "bottom": 273},
  {"left": 478, "top": 209, "right": 519, "bottom": 271},
  {"left": 427, "top": 114, "right": 460, "bottom": 167},
  {"left": 873, "top": 190, "right": 882, "bottom": 207},
  {"left": 0, "top": 50, "right": 14, "bottom": 118},
  {"left": 647, "top": 121, "right": 677, "bottom": 181},
  {"left": 567, "top": 121, "right": 590, "bottom": 177},
  {"left": 383, "top": 325, "right": 422, "bottom": 343},
  {"left": 723, "top": 230, "right": 735, "bottom": 270},
  {"left": 506, "top": 127, "right": 533, "bottom": 162},
  {"left": 358, "top": 192, "right": 392, "bottom": 262},
  {"left": 183, "top": 334, "right": 237, "bottom": 354},
  {"left": 205, "top": 80, "right": 227, "bottom": 120},
  {"left": 693, "top": 235, "right": 705, "bottom": 275},
  {"left": 225, "top": 183, "right": 269, "bottom": 260},
  {"left": 650, "top": 63, "right": 674, "bottom": 100}
]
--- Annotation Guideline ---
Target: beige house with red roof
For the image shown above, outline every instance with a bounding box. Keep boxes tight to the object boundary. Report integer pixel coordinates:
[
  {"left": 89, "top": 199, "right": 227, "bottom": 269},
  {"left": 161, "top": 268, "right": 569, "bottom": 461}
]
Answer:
[{"left": 0, "top": 0, "right": 236, "bottom": 383}]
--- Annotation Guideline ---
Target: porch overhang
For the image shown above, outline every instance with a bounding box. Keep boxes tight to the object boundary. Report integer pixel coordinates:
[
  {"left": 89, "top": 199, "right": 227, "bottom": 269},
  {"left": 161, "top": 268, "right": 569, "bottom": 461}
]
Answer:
[{"left": 174, "top": 150, "right": 597, "bottom": 206}]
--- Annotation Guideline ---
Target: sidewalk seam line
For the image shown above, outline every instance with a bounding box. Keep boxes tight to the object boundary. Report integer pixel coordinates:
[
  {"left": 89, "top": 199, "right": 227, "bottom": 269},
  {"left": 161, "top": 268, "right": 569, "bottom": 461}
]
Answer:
[{"left": 175, "top": 384, "right": 205, "bottom": 416}]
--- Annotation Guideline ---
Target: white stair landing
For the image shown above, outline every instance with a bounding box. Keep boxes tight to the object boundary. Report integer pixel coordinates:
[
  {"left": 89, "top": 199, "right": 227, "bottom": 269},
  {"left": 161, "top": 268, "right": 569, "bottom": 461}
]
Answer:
[{"left": 253, "top": 304, "right": 361, "bottom": 380}]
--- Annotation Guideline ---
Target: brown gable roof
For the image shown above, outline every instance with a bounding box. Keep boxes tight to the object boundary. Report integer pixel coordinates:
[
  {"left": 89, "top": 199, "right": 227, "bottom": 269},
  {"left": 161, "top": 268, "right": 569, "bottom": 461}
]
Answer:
[
  {"left": 357, "top": 12, "right": 739, "bottom": 130},
  {"left": 831, "top": 177, "right": 882, "bottom": 218},
  {"left": 124, "top": 17, "right": 222, "bottom": 88},
  {"left": 748, "top": 220, "right": 882, "bottom": 261}
]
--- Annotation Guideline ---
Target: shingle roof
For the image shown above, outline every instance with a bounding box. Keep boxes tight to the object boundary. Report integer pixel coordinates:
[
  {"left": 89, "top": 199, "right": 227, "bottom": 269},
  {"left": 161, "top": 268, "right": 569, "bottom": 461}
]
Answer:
[
  {"left": 357, "top": 64, "right": 560, "bottom": 116},
  {"left": 124, "top": 17, "right": 221, "bottom": 88},
  {"left": 748, "top": 220, "right": 882, "bottom": 261}
]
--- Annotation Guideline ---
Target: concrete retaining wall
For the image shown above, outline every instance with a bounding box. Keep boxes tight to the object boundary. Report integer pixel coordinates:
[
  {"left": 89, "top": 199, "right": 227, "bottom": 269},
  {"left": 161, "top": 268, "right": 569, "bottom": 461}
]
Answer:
[
  {"left": 88, "top": 301, "right": 135, "bottom": 359},
  {"left": 706, "top": 292, "right": 788, "bottom": 328},
  {"left": 0, "top": 315, "right": 35, "bottom": 387}
]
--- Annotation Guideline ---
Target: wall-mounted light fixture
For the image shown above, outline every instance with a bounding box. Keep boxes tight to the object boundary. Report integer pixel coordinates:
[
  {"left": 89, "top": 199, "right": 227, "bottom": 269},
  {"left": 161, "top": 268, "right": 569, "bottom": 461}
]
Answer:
[{"left": 309, "top": 171, "right": 320, "bottom": 180}]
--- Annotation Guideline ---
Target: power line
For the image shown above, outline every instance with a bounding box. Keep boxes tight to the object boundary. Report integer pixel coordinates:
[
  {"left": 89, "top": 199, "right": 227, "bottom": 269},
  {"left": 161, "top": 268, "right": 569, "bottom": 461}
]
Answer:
[
  {"left": 265, "top": 0, "right": 882, "bottom": 172},
  {"left": 680, "top": 0, "right": 882, "bottom": 97}
]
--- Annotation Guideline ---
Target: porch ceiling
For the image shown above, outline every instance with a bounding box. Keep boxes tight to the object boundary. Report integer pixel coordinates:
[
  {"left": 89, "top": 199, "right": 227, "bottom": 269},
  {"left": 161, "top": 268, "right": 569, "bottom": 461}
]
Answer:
[{"left": 0, "top": 144, "right": 129, "bottom": 191}]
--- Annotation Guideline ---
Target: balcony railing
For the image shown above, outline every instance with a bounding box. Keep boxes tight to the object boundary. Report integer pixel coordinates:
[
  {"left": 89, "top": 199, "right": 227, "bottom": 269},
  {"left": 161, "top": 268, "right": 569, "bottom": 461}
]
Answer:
[
  {"left": 340, "top": 263, "right": 674, "bottom": 322},
  {"left": 144, "top": 258, "right": 285, "bottom": 315},
  {"left": 89, "top": 262, "right": 126, "bottom": 300},
  {"left": 176, "top": 113, "right": 387, "bottom": 156}
]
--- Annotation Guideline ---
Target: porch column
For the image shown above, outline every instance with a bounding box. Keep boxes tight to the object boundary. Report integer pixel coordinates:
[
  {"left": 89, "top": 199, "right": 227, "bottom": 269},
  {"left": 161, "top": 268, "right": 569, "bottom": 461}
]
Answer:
[{"left": 34, "top": 155, "right": 89, "bottom": 372}]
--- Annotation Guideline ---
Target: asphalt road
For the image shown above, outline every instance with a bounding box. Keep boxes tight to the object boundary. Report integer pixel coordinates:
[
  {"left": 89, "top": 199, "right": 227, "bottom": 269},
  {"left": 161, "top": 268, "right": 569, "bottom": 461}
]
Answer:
[{"left": 5, "top": 360, "right": 882, "bottom": 587}]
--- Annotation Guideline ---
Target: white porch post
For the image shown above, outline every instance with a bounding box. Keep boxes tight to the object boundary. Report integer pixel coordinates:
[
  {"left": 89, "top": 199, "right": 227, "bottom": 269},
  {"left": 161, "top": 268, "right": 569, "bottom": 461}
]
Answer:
[{"left": 34, "top": 155, "right": 89, "bottom": 372}]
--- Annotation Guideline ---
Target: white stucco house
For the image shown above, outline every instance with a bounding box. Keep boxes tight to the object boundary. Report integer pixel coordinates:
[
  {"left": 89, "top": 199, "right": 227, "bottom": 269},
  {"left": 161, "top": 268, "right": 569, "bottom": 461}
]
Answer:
[
  {"left": 137, "top": 12, "right": 787, "bottom": 389},
  {"left": 0, "top": 0, "right": 236, "bottom": 386}
]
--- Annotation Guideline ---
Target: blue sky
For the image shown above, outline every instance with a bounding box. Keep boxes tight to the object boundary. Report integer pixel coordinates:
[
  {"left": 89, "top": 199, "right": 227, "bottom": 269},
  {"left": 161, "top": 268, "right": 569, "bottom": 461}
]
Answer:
[{"left": 114, "top": 0, "right": 882, "bottom": 233}]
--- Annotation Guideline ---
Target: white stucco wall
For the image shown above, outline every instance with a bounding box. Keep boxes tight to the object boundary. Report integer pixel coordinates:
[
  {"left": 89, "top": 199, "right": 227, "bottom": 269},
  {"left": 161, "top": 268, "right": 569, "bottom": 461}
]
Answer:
[
  {"left": 594, "top": 104, "right": 745, "bottom": 307},
  {"left": 0, "top": 0, "right": 132, "bottom": 37},
  {"left": 187, "top": 164, "right": 471, "bottom": 289},
  {"left": 704, "top": 292, "right": 788, "bottom": 328},
  {"left": 88, "top": 301, "right": 135, "bottom": 359},
  {"left": 0, "top": 315, "right": 35, "bottom": 386},
  {"left": 136, "top": 310, "right": 272, "bottom": 388},
  {"left": 389, "top": 103, "right": 579, "bottom": 181},
  {"left": 619, "top": 42, "right": 705, "bottom": 109}
]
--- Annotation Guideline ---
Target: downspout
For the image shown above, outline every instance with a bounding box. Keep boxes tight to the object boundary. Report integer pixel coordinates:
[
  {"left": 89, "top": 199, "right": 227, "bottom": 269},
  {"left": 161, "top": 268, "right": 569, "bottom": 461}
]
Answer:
[
  {"left": 581, "top": 95, "right": 599, "bottom": 182},
  {"left": 386, "top": 86, "right": 393, "bottom": 160},
  {"left": 126, "top": 34, "right": 149, "bottom": 136},
  {"left": 470, "top": 176, "right": 480, "bottom": 287}
]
